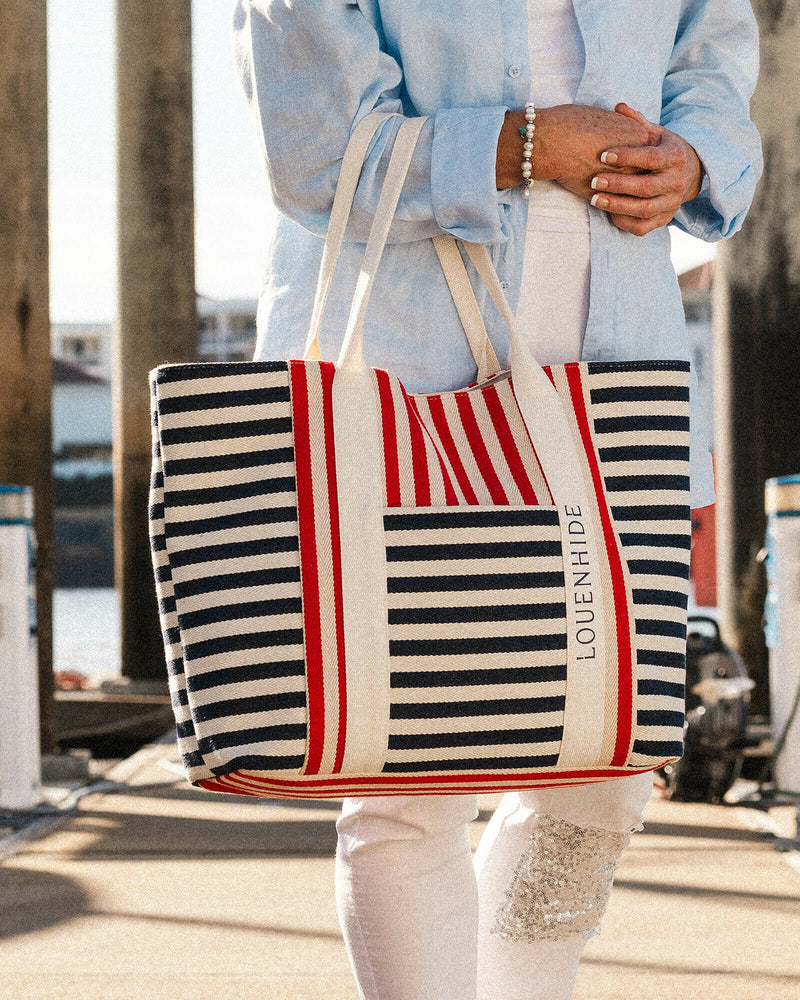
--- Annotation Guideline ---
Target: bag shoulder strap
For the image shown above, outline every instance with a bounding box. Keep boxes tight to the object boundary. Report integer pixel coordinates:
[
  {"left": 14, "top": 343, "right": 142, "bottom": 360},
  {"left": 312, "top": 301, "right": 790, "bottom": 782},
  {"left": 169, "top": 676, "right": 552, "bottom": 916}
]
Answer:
[
  {"left": 304, "top": 113, "right": 498, "bottom": 377},
  {"left": 336, "top": 117, "right": 427, "bottom": 372},
  {"left": 432, "top": 235, "right": 500, "bottom": 380},
  {"left": 304, "top": 112, "right": 400, "bottom": 361}
]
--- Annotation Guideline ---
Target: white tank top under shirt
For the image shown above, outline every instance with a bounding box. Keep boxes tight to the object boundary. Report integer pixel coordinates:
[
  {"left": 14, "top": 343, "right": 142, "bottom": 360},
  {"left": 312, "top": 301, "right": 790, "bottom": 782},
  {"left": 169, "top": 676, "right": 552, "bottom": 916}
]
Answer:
[{"left": 516, "top": 0, "right": 590, "bottom": 365}]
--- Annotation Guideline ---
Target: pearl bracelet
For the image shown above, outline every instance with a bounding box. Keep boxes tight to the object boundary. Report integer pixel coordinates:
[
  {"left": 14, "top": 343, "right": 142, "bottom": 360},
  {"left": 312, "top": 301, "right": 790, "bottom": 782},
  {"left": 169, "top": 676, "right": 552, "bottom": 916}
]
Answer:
[{"left": 520, "top": 101, "right": 535, "bottom": 199}]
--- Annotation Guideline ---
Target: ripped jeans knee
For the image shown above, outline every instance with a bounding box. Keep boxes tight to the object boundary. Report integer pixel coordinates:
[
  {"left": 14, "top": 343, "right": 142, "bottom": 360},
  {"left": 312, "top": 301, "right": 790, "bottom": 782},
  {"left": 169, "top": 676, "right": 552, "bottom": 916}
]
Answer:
[{"left": 490, "top": 812, "right": 635, "bottom": 944}]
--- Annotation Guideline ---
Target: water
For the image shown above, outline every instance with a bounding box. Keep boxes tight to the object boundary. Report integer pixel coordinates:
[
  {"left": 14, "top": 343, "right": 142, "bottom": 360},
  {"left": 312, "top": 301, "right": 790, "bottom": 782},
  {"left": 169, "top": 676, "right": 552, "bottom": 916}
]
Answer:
[{"left": 53, "top": 587, "right": 120, "bottom": 683}]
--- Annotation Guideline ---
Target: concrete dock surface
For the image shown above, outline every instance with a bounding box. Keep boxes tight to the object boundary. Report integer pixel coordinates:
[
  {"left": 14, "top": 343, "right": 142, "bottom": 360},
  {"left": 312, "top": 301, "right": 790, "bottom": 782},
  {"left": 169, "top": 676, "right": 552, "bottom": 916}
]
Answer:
[{"left": 1, "top": 739, "right": 799, "bottom": 1000}]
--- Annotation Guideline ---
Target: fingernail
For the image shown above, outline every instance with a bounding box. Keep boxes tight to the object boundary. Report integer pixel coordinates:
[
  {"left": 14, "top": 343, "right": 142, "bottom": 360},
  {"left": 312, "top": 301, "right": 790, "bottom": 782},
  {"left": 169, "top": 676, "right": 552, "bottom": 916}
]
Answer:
[
  {"left": 590, "top": 194, "right": 609, "bottom": 209},
  {"left": 600, "top": 151, "right": 618, "bottom": 165},
  {"left": 591, "top": 177, "right": 608, "bottom": 190}
]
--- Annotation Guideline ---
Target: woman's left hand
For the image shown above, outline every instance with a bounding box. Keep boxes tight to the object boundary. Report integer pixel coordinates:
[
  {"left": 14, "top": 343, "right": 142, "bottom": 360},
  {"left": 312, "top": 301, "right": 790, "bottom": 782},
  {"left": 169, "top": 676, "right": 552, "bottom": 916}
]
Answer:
[{"left": 588, "top": 103, "right": 704, "bottom": 237}]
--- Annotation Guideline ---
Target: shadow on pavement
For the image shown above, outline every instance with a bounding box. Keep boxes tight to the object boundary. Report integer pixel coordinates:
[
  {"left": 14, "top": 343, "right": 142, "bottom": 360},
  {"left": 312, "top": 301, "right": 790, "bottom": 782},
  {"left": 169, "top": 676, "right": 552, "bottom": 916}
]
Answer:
[
  {"left": 613, "top": 877, "right": 800, "bottom": 913},
  {"left": 122, "top": 783, "right": 344, "bottom": 811},
  {"left": 474, "top": 813, "right": 776, "bottom": 844},
  {"left": 0, "top": 868, "right": 89, "bottom": 940},
  {"left": 20, "top": 806, "right": 339, "bottom": 861},
  {"left": 0, "top": 867, "right": 344, "bottom": 944},
  {"left": 88, "top": 907, "right": 344, "bottom": 940},
  {"left": 582, "top": 953, "right": 800, "bottom": 984},
  {"left": 638, "top": 819, "right": 775, "bottom": 842}
]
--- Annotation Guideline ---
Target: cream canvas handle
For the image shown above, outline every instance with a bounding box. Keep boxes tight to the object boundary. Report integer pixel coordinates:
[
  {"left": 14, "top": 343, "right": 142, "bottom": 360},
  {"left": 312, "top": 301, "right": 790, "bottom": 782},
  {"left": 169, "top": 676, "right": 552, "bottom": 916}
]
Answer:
[
  {"left": 335, "top": 116, "right": 428, "bottom": 372},
  {"left": 432, "top": 235, "right": 500, "bottom": 379},
  {"left": 304, "top": 113, "right": 498, "bottom": 377},
  {"left": 321, "top": 113, "right": 599, "bottom": 520},
  {"left": 327, "top": 116, "right": 431, "bottom": 774},
  {"left": 303, "top": 112, "right": 401, "bottom": 361}
]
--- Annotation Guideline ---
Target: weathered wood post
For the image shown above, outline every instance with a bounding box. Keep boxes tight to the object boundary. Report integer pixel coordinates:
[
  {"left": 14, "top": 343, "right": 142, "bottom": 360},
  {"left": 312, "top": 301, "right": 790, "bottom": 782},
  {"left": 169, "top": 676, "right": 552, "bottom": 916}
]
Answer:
[
  {"left": 713, "top": 4, "right": 800, "bottom": 699},
  {"left": 0, "top": 0, "right": 56, "bottom": 750},
  {"left": 115, "top": 1, "right": 196, "bottom": 682}
]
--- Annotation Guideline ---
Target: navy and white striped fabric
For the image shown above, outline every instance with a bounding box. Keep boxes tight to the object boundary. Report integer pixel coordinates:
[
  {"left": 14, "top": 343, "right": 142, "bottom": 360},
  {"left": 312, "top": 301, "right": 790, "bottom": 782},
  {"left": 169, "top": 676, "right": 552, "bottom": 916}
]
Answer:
[
  {"left": 149, "top": 358, "right": 691, "bottom": 799},
  {"left": 584, "top": 362, "right": 691, "bottom": 766},
  {"left": 383, "top": 508, "right": 567, "bottom": 774}
]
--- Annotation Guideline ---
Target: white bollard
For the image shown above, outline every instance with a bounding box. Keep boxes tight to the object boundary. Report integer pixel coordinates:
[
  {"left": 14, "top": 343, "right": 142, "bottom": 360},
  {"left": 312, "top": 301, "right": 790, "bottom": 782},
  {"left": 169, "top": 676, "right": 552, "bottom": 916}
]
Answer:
[
  {"left": 764, "top": 475, "right": 800, "bottom": 795},
  {"left": 0, "top": 485, "right": 42, "bottom": 810}
]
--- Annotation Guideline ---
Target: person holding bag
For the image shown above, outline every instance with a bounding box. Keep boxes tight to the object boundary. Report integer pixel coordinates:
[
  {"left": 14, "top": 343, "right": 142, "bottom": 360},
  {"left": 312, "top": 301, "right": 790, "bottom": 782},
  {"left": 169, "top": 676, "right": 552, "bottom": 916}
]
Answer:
[{"left": 221, "top": 3, "right": 761, "bottom": 998}]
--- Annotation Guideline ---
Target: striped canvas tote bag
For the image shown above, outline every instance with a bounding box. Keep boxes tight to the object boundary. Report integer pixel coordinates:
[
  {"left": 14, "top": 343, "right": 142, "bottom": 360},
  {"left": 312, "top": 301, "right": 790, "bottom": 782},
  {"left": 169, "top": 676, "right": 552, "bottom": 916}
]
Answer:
[{"left": 149, "top": 114, "right": 692, "bottom": 799}]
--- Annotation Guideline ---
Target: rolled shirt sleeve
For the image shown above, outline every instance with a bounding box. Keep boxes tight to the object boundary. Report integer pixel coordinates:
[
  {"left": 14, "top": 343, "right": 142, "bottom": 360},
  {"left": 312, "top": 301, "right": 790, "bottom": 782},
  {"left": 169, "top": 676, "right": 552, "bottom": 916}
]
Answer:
[
  {"left": 663, "top": 0, "right": 763, "bottom": 241},
  {"left": 232, "top": 0, "right": 508, "bottom": 245},
  {"left": 431, "top": 106, "right": 509, "bottom": 242}
]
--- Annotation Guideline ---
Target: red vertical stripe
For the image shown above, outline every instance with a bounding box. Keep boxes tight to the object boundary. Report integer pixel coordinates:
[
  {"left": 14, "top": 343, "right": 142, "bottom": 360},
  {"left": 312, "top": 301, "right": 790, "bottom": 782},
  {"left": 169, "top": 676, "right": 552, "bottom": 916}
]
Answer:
[
  {"left": 408, "top": 396, "right": 459, "bottom": 506},
  {"left": 408, "top": 396, "right": 458, "bottom": 507},
  {"left": 375, "top": 370, "right": 401, "bottom": 506},
  {"left": 427, "top": 395, "right": 479, "bottom": 504},
  {"left": 455, "top": 393, "right": 509, "bottom": 505},
  {"left": 403, "top": 391, "right": 432, "bottom": 506},
  {"left": 289, "top": 361, "right": 325, "bottom": 775},
  {"left": 482, "top": 385, "right": 539, "bottom": 504},
  {"left": 508, "top": 377, "right": 554, "bottom": 505},
  {"left": 319, "top": 362, "right": 347, "bottom": 773},
  {"left": 565, "top": 364, "right": 633, "bottom": 765}
]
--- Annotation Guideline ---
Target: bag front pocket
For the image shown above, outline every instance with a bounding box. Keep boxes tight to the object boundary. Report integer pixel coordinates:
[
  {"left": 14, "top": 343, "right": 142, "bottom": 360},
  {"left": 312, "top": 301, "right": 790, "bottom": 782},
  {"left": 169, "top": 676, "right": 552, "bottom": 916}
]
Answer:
[{"left": 381, "top": 505, "right": 569, "bottom": 773}]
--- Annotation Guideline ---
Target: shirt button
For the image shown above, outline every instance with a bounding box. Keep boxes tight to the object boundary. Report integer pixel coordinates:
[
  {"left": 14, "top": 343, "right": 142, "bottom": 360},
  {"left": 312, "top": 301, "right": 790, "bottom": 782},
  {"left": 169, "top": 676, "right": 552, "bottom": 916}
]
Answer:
[
  {"left": 507, "top": 64, "right": 521, "bottom": 78},
  {"left": 500, "top": 281, "right": 511, "bottom": 291}
]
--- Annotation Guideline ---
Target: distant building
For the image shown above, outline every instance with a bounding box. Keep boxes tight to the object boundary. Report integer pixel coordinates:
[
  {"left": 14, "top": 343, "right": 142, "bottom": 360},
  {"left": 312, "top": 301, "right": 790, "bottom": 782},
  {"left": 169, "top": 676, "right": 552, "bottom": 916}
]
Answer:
[
  {"left": 52, "top": 357, "right": 112, "bottom": 459},
  {"left": 50, "top": 297, "right": 259, "bottom": 454},
  {"left": 51, "top": 295, "right": 259, "bottom": 379},
  {"left": 52, "top": 322, "right": 112, "bottom": 378},
  {"left": 50, "top": 298, "right": 258, "bottom": 586},
  {"left": 197, "top": 295, "right": 258, "bottom": 361}
]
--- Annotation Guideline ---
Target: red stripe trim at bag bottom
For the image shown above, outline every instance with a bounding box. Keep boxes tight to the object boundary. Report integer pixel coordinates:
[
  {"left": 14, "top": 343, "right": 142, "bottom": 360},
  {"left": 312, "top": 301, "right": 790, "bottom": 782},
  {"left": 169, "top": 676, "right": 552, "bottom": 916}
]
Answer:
[
  {"left": 289, "top": 361, "right": 325, "bottom": 775},
  {"left": 319, "top": 361, "right": 347, "bottom": 773},
  {"left": 565, "top": 363, "right": 633, "bottom": 765},
  {"left": 197, "top": 763, "right": 668, "bottom": 798}
]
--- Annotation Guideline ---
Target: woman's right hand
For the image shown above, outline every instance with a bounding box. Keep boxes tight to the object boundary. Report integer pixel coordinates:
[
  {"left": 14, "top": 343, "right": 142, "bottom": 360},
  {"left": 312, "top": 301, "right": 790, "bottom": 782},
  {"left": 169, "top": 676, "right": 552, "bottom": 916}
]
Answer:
[{"left": 496, "top": 104, "right": 656, "bottom": 196}]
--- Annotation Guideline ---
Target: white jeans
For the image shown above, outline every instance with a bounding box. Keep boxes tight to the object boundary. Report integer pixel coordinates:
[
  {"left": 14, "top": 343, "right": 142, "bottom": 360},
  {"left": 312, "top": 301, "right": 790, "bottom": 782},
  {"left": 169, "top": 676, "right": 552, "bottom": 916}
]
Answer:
[{"left": 335, "top": 770, "right": 654, "bottom": 1000}]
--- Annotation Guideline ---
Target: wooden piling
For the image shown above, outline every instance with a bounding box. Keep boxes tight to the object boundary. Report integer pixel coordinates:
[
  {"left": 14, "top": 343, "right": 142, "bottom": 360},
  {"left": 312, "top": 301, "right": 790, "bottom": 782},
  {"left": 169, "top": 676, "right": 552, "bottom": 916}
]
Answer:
[
  {"left": 0, "top": 0, "right": 56, "bottom": 750},
  {"left": 115, "top": 1, "right": 196, "bottom": 682},
  {"left": 714, "top": 4, "right": 800, "bottom": 694}
]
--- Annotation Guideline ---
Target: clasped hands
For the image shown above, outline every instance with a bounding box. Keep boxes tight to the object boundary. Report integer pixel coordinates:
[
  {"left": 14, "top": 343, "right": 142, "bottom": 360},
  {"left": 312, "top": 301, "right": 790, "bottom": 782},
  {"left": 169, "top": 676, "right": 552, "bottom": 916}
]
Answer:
[{"left": 497, "top": 102, "right": 704, "bottom": 237}]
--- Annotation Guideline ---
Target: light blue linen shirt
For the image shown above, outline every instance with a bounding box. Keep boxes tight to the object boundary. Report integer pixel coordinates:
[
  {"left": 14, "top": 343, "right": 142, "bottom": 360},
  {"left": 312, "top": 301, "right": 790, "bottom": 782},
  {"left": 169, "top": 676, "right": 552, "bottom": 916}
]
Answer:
[{"left": 232, "top": 0, "right": 762, "bottom": 509}]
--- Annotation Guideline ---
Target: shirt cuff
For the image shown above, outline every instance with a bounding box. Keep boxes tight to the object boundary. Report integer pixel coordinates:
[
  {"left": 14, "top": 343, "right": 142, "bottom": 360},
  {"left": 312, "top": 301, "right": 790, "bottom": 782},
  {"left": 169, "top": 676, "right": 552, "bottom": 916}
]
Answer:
[
  {"left": 431, "top": 105, "right": 509, "bottom": 244},
  {"left": 669, "top": 119, "right": 758, "bottom": 242}
]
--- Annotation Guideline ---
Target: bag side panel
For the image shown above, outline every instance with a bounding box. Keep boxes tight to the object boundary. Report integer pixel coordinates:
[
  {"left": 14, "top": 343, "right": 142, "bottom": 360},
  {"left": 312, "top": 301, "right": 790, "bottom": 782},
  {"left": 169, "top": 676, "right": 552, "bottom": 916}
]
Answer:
[
  {"left": 155, "top": 363, "right": 309, "bottom": 776},
  {"left": 148, "top": 377, "right": 209, "bottom": 783},
  {"left": 586, "top": 361, "right": 692, "bottom": 767}
]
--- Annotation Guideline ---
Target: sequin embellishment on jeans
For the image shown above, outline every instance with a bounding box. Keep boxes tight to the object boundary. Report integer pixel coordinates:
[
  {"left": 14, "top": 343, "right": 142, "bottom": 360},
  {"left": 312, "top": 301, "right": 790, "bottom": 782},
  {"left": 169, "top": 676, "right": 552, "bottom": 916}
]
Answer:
[{"left": 491, "top": 813, "right": 632, "bottom": 943}]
